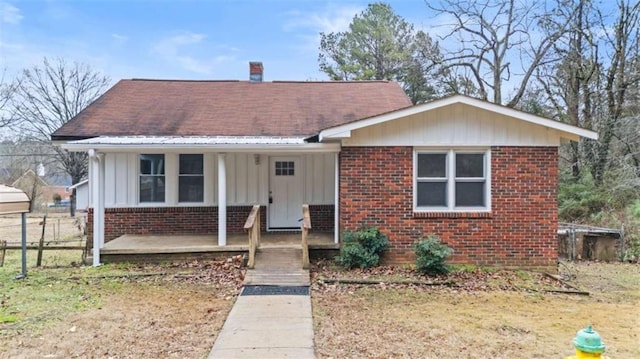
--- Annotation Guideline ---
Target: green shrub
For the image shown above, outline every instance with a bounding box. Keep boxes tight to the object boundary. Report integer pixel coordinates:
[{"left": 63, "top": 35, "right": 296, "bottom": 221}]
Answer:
[
  {"left": 335, "top": 227, "right": 389, "bottom": 269},
  {"left": 413, "top": 235, "right": 454, "bottom": 275}
]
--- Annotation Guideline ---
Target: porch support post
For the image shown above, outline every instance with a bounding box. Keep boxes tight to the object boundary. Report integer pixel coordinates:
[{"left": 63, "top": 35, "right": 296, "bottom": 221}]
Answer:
[
  {"left": 89, "top": 149, "right": 105, "bottom": 266},
  {"left": 217, "top": 153, "right": 227, "bottom": 246},
  {"left": 334, "top": 152, "right": 339, "bottom": 244}
]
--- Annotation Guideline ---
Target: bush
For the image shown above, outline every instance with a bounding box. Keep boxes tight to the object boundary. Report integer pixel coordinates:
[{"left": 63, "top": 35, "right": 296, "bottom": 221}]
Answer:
[
  {"left": 335, "top": 227, "right": 389, "bottom": 269},
  {"left": 413, "top": 235, "right": 454, "bottom": 275},
  {"left": 52, "top": 193, "right": 62, "bottom": 204}
]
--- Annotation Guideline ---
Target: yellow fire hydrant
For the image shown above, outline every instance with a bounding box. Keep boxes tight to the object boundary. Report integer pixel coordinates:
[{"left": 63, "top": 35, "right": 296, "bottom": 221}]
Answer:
[{"left": 565, "top": 325, "right": 609, "bottom": 359}]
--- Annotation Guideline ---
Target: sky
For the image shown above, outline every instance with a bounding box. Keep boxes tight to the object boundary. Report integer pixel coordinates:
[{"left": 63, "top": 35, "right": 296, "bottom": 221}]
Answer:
[{"left": 0, "top": 0, "right": 443, "bottom": 83}]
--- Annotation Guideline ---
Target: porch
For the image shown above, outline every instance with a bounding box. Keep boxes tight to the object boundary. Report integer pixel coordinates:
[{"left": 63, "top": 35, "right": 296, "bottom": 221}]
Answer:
[{"left": 99, "top": 232, "right": 338, "bottom": 263}]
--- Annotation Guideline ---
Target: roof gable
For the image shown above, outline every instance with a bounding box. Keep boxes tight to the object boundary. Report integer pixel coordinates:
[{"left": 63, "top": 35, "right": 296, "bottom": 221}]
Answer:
[
  {"left": 319, "top": 94, "right": 598, "bottom": 142},
  {"left": 52, "top": 79, "right": 411, "bottom": 141}
]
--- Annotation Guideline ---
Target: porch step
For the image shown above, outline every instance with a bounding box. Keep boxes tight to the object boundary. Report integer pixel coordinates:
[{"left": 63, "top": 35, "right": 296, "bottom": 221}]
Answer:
[{"left": 244, "top": 248, "right": 310, "bottom": 286}]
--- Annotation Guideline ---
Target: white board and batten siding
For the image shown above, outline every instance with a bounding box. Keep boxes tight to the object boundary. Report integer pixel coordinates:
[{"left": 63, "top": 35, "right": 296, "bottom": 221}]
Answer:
[
  {"left": 342, "top": 103, "right": 566, "bottom": 147},
  {"left": 97, "top": 152, "right": 334, "bottom": 208}
]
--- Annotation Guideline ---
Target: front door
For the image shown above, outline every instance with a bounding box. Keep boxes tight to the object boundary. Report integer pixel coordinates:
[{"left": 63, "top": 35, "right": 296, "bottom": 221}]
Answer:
[{"left": 269, "top": 156, "right": 303, "bottom": 229}]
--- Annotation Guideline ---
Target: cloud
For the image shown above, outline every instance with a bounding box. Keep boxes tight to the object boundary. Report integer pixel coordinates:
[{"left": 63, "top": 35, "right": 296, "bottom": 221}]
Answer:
[
  {"left": 283, "top": 4, "right": 363, "bottom": 54},
  {"left": 153, "top": 32, "right": 206, "bottom": 54},
  {"left": 151, "top": 32, "right": 237, "bottom": 75},
  {"left": 111, "top": 33, "right": 128, "bottom": 44},
  {"left": 1, "top": 2, "right": 23, "bottom": 24},
  {"left": 284, "top": 4, "right": 362, "bottom": 34}
]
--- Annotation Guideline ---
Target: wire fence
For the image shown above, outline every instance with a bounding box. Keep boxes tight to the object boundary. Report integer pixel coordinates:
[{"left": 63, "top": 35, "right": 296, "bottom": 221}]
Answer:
[{"left": 0, "top": 213, "right": 87, "bottom": 267}]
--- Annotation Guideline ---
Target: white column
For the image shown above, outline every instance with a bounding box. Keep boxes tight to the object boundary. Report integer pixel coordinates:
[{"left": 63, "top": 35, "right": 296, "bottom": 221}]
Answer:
[
  {"left": 334, "top": 152, "right": 339, "bottom": 244},
  {"left": 98, "top": 153, "right": 105, "bottom": 250},
  {"left": 217, "top": 153, "right": 227, "bottom": 246},
  {"left": 89, "top": 149, "right": 104, "bottom": 267}
]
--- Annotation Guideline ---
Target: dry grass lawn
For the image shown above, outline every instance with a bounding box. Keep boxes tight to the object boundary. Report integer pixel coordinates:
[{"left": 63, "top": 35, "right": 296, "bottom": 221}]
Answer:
[
  {"left": 2, "top": 282, "right": 234, "bottom": 358},
  {"left": 1, "top": 251, "right": 244, "bottom": 359},
  {"left": 0, "top": 212, "right": 84, "bottom": 244},
  {"left": 312, "top": 261, "right": 640, "bottom": 359},
  {"left": 2, "top": 229, "right": 638, "bottom": 359}
]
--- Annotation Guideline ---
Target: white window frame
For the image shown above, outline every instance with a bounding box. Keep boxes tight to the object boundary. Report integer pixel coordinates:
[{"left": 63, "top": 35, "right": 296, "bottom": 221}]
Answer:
[
  {"left": 413, "top": 148, "right": 491, "bottom": 212},
  {"left": 138, "top": 153, "right": 166, "bottom": 204}
]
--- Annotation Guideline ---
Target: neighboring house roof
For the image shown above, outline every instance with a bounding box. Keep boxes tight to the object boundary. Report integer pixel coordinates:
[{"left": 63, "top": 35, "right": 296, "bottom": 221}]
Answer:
[
  {"left": 11, "top": 170, "right": 49, "bottom": 187},
  {"left": 68, "top": 179, "right": 89, "bottom": 189},
  {"left": 319, "top": 94, "right": 599, "bottom": 142},
  {"left": 51, "top": 79, "right": 412, "bottom": 141}
]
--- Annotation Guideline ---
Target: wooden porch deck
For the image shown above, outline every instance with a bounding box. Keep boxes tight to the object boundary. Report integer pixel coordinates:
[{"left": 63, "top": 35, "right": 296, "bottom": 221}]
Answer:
[{"left": 101, "top": 232, "right": 337, "bottom": 255}]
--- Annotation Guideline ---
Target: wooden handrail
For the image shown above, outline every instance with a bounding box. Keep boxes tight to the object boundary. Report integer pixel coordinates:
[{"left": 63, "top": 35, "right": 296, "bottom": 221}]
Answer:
[
  {"left": 301, "top": 204, "right": 311, "bottom": 269},
  {"left": 244, "top": 205, "right": 261, "bottom": 269}
]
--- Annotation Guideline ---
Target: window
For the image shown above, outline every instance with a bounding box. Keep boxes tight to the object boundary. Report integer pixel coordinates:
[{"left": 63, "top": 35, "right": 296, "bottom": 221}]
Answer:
[
  {"left": 415, "top": 150, "right": 489, "bottom": 211},
  {"left": 179, "top": 154, "right": 204, "bottom": 202},
  {"left": 139, "top": 154, "right": 165, "bottom": 202},
  {"left": 275, "top": 161, "right": 295, "bottom": 176}
]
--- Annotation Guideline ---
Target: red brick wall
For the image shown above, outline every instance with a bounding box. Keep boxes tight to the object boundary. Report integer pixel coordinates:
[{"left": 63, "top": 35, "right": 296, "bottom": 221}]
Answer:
[
  {"left": 87, "top": 204, "right": 333, "bottom": 243},
  {"left": 309, "top": 204, "right": 334, "bottom": 232},
  {"left": 339, "top": 146, "right": 558, "bottom": 269},
  {"left": 88, "top": 206, "right": 266, "bottom": 243}
]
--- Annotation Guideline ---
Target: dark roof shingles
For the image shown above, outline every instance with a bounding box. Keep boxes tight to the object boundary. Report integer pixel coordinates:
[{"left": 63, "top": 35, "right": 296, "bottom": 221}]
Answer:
[{"left": 52, "top": 79, "right": 411, "bottom": 139}]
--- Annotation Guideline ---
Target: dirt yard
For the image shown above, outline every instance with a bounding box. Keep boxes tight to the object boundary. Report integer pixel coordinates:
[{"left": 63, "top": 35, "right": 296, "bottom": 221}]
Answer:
[{"left": 312, "top": 261, "right": 640, "bottom": 358}]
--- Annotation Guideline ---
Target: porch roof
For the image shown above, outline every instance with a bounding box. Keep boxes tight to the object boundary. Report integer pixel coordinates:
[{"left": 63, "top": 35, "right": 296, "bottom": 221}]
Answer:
[{"left": 61, "top": 135, "right": 341, "bottom": 152}]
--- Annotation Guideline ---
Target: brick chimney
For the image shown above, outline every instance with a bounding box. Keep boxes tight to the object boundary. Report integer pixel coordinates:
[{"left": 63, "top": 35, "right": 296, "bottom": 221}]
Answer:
[{"left": 249, "top": 62, "right": 263, "bottom": 82}]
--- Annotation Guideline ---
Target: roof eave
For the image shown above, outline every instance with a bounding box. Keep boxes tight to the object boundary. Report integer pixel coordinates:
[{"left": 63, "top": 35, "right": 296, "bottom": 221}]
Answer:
[{"left": 62, "top": 141, "right": 341, "bottom": 153}]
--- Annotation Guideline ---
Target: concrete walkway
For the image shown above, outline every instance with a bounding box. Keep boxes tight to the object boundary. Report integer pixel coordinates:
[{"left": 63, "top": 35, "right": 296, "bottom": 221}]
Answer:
[{"left": 208, "top": 247, "right": 315, "bottom": 358}]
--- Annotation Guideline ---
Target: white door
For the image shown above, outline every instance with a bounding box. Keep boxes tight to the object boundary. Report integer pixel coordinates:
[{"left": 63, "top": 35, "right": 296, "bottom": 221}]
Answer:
[{"left": 269, "top": 156, "right": 303, "bottom": 229}]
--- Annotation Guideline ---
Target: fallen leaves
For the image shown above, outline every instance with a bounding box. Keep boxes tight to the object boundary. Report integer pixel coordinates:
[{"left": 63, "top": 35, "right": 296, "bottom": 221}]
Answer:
[{"left": 311, "top": 259, "right": 575, "bottom": 295}]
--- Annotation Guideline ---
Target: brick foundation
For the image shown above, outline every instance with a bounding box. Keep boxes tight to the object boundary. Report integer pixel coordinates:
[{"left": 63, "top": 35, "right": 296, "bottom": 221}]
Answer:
[
  {"left": 88, "top": 204, "right": 334, "bottom": 243},
  {"left": 339, "top": 146, "right": 558, "bottom": 269}
]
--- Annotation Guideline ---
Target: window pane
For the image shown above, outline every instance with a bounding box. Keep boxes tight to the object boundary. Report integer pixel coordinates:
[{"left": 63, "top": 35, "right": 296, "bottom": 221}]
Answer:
[
  {"left": 140, "top": 175, "right": 165, "bottom": 202},
  {"left": 180, "top": 154, "right": 203, "bottom": 174},
  {"left": 456, "top": 154, "right": 484, "bottom": 178},
  {"left": 455, "top": 181, "right": 485, "bottom": 206},
  {"left": 179, "top": 176, "right": 204, "bottom": 202},
  {"left": 418, "top": 154, "right": 446, "bottom": 178},
  {"left": 417, "top": 181, "right": 447, "bottom": 206},
  {"left": 140, "top": 154, "right": 164, "bottom": 175},
  {"left": 275, "top": 161, "right": 295, "bottom": 176}
]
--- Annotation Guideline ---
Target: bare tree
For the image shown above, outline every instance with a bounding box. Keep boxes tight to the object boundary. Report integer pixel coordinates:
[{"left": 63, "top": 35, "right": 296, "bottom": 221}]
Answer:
[
  {"left": 0, "top": 69, "right": 19, "bottom": 128},
  {"left": 585, "top": 0, "right": 640, "bottom": 185},
  {"left": 536, "top": 0, "right": 640, "bottom": 188},
  {"left": 12, "top": 58, "right": 111, "bottom": 215},
  {"left": 428, "top": 0, "right": 569, "bottom": 107},
  {"left": 536, "top": 0, "right": 600, "bottom": 179}
]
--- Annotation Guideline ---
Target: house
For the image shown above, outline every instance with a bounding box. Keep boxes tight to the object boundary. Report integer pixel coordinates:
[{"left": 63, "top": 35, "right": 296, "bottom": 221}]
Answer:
[
  {"left": 52, "top": 62, "right": 597, "bottom": 270},
  {"left": 10, "top": 170, "right": 71, "bottom": 210},
  {"left": 68, "top": 179, "right": 89, "bottom": 211}
]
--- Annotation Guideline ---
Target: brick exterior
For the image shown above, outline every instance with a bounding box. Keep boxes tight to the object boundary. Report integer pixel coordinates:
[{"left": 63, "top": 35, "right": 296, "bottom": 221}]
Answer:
[
  {"left": 308, "top": 204, "right": 334, "bottom": 232},
  {"left": 339, "top": 146, "right": 559, "bottom": 269},
  {"left": 88, "top": 206, "right": 265, "bottom": 243},
  {"left": 87, "top": 204, "right": 334, "bottom": 243}
]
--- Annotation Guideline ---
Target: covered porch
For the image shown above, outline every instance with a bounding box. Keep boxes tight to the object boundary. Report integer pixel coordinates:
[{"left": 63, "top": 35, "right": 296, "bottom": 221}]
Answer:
[{"left": 63, "top": 136, "right": 342, "bottom": 266}]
